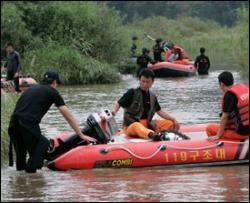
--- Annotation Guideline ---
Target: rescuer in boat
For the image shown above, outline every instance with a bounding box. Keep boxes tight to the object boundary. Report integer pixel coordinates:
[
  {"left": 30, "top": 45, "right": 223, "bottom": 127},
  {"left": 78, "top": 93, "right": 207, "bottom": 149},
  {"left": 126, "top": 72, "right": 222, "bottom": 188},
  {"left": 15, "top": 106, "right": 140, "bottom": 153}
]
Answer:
[
  {"left": 136, "top": 48, "right": 156, "bottom": 76},
  {"left": 164, "top": 42, "right": 189, "bottom": 64},
  {"left": 206, "top": 71, "right": 249, "bottom": 141},
  {"left": 194, "top": 47, "right": 210, "bottom": 75},
  {"left": 8, "top": 70, "right": 96, "bottom": 173},
  {"left": 112, "top": 68, "right": 180, "bottom": 141}
]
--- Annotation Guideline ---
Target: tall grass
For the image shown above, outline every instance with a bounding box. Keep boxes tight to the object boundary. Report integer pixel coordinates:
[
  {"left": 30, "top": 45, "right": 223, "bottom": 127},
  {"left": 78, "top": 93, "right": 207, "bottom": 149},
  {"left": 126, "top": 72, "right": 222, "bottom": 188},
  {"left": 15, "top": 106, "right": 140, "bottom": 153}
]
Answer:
[
  {"left": 1, "top": 94, "right": 19, "bottom": 165},
  {"left": 232, "top": 7, "right": 249, "bottom": 80},
  {"left": 23, "top": 45, "right": 120, "bottom": 85}
]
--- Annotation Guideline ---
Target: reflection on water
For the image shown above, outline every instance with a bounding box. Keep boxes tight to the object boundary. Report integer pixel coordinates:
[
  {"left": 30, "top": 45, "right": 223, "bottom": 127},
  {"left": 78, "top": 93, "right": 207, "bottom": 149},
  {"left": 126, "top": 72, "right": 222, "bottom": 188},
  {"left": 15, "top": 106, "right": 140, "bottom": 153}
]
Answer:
[
  {"left": 1, "top": 166, "right": 249, "bottom": 202},
  {"left": 1, "top": 70, "right": 249, "bottom": 202}
]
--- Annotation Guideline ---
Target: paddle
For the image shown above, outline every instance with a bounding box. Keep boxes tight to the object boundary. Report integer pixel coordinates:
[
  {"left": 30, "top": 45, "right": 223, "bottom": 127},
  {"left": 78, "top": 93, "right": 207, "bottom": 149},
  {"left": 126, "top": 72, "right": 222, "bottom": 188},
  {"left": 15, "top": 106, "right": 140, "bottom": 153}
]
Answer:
[{"left": 144, "top": 33, "right": 155, "bottom": 41}]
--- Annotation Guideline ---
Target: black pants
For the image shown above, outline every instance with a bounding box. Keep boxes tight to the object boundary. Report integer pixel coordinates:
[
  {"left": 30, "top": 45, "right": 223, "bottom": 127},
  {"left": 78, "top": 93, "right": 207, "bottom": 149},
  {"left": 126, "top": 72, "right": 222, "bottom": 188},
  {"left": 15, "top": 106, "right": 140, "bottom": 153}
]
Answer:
[
  {"left": 7, "top": 70, "right": 20, "bottom": 92},
  {"left": 9, "top": 123, "right": 50, "bottom": 173}
]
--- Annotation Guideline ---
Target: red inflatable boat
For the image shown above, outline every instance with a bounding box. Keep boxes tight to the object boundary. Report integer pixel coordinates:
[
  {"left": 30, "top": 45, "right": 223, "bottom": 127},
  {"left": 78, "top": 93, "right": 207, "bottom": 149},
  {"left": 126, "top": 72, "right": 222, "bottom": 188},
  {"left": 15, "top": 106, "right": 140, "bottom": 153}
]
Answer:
[
  {"left": 148, "top": 61, "right": 197, "bottom": 77},
  {"left": 46, "top": 111, "right": 249, "bottom": 171}
]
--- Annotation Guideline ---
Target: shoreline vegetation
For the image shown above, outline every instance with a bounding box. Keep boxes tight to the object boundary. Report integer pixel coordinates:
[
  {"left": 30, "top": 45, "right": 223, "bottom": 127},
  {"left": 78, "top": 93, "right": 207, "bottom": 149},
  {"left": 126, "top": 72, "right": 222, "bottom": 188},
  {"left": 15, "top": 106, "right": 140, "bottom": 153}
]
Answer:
[{"left": 1, "top": 2, "right": 249, "bottom": 165}]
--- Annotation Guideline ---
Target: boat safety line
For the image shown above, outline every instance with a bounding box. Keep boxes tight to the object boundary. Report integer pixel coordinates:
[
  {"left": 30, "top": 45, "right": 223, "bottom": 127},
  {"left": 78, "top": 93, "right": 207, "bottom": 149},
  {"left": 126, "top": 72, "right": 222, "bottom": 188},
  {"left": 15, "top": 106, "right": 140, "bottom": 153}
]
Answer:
[
  {"left": 221, "top": 140, "right": 249, "bottom": 144},
  {"left": 164, "top": 141, "right": 224, "bottom": 151},
  {"left": 100, "top": 145, "right": 166, "bottom": 160}
]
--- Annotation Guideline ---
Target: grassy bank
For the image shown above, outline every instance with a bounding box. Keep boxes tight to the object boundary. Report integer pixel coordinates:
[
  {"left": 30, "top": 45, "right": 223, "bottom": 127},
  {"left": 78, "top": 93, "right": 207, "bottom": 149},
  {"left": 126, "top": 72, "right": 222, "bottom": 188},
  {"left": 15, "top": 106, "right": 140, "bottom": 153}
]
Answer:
[{"left": 1, "top": 94, "right": 19, "bottom": 166}]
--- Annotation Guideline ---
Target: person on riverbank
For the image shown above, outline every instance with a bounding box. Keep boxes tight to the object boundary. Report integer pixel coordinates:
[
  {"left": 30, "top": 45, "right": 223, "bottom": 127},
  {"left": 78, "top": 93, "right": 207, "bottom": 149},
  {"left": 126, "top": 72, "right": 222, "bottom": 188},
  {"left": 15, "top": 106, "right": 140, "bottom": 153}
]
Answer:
[
  {"left": 206, "top": 71, "right": 249, "bottom": 141},
  {"left": 136, "top": 48, "right": 156, "bottom": 76},
  {"left": 153, "top": 38, "right": 164, "bottom": 62},
  {"left": 3, "top": 42, "right": 22, "bottom": 92},
  {"left": 194, "top": 47, "right": 210, "bottom": 75},
  {"left": 8, "top": 70, "right": 96, "bottom": 173},
  {"left": 112, "top": 69, "right": 180, "bottom": 141}
]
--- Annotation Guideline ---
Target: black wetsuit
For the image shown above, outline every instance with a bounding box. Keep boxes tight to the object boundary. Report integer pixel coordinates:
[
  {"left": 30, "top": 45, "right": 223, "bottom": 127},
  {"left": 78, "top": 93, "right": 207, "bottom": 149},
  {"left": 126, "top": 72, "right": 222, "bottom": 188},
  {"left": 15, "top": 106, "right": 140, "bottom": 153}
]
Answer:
[
  {"left": 194, "top": 54, "right": 210, "bottom": 75},
  {"left": 136, "top": 54, "right": 155, "bottom": 76},
  {"left": 4, "top": 51, "right": 22, "bottom": 92},
  {"left": 8, "top": 84, "right": 65, "bottom": 172}
]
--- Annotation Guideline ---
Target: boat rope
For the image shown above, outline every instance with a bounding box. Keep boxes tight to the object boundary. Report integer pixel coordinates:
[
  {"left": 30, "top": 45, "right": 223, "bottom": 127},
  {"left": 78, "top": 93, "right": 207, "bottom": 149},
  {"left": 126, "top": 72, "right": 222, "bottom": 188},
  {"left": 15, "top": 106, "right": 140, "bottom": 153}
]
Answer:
[
  {"left": 219, "top": 140, "right": 249, "bottom": 144},
  {"left": 100, "top": 144, "right": 167, "bottom": 160},
  {"left": 99, "top": 140, "right": 248, "bottom": 160}
]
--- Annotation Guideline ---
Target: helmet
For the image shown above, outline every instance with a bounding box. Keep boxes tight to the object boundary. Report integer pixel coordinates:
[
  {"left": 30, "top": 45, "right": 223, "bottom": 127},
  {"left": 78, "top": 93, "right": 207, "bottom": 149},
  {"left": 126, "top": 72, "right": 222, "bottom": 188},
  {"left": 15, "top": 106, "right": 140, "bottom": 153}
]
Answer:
[
  {"left": 166, "top": 42, "right": 174, "bottom": 49},
  {"left": 132, "top": 36, "right": 138, "bottom": 41},
  {"left": 142, "top": 48, "right": 150, "bottom": 54},
  {"left": 156, "top": 38, "right": 162, "bottom": 43}
]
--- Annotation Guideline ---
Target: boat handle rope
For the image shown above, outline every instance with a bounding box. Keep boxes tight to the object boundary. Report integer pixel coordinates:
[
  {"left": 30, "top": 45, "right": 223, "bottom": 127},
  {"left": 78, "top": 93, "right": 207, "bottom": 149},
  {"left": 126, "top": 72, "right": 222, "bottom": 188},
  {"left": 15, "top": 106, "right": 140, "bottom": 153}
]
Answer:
[
  {"left": 99, "top": 140, "right": 248, "bottom": 160},
  {"left": 157, "top": 140, "right": 248, "bottom": 151},
  {"left": 100, "top": 144, "right": 167, "bottom": 160},
  {"left": 165, "top": 141, "right": 223, "bottom": 150}
]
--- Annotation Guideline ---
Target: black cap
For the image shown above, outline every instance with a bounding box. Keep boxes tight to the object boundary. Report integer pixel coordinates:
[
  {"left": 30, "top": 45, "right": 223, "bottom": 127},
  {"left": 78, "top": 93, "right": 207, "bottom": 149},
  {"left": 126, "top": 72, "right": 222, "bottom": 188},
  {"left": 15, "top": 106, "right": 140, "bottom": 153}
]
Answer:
[{"left": 42, "top": 71, "right": 61, "bottom": 84}]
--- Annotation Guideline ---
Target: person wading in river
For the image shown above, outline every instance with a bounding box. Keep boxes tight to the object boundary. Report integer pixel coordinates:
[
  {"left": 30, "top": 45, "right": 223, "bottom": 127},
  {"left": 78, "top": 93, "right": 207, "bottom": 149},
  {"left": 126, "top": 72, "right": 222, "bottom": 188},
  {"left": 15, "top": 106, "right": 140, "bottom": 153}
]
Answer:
[
  {"left": 112, "top": 69, "right": 180, "bottom": 141},
  {"left": 206, "top": 71, "right": 249, "bottom": 141},
  {"left": 8, "top": 70, "right": 96, "bottom": 173}
]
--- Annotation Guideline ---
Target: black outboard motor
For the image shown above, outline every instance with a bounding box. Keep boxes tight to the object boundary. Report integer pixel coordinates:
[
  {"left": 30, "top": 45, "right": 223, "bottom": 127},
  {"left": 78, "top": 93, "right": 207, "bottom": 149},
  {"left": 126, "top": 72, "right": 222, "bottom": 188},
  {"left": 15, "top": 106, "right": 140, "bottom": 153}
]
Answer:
[
  {"left": 46, "top": 109, "right": 118, "bottom": 161},
  {"left": 86, "top": 109, "right": 118, "bottom": 144}
]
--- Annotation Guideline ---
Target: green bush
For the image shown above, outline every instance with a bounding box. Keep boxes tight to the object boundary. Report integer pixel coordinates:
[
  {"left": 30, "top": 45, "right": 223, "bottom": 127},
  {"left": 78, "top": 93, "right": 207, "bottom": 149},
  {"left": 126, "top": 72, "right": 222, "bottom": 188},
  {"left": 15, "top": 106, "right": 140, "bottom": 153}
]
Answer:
[
  {"left": 233, "top": 7, "right": 249, "bottom": 79},
  {"left": 20, "top": 1, "right": 127, "bottom": 64},
  {"left": 1, "top": 3, "right": 32, "bottom": 56},
  {"left": 23, "top": 45, "right": 120, "bottom": 85}
]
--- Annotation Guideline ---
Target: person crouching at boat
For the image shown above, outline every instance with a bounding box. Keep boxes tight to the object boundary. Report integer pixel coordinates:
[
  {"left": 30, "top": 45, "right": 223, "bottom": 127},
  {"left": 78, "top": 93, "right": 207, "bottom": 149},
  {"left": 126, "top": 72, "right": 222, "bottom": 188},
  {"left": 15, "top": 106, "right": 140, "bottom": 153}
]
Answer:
[
  {"left": 8, "top": 70, "right": 96, "bottom": 173},
  {"left": 112, "top": 69, "right": 180, "bottom": 141},
  {"left": 207, "top": 71, "right": 249, "bottom": 141},
  {"left": 136, "top": 48, "right": 156, "bottom": 76}
]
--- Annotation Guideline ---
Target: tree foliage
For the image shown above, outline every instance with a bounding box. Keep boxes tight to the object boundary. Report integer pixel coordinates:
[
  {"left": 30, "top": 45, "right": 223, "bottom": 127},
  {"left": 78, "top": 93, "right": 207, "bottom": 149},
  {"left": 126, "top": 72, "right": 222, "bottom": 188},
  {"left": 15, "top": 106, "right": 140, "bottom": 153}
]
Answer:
[{"left": 106, "top": 1, "right": 249, "bottom": 26}]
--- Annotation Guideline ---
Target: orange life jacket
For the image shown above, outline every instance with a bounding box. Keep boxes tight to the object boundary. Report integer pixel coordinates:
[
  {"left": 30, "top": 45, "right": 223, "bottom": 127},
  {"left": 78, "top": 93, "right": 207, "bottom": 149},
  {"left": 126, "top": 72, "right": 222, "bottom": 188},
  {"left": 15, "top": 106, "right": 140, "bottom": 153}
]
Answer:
[
  {"left": 222, "top": 84, "right": 249, "bottom": 131},
  {"left": 173, "top": 45, "right": 189, "bottom": 59}
]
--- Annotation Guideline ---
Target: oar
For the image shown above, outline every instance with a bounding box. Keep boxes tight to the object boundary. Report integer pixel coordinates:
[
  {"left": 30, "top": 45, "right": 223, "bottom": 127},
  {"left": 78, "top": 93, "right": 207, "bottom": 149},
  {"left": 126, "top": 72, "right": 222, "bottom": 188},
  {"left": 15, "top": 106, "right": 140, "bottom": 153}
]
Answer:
[{"left": 144, "top": 33, "right": 155, "bottom": 41}]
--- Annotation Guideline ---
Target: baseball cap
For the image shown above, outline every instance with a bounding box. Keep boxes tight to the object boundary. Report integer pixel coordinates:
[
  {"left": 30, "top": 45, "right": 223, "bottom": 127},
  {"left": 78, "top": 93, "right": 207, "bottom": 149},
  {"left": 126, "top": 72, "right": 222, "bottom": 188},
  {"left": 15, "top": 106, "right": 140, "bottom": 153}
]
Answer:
[{"left": 42, "top": 71, "right": 61, "bottom": 84}]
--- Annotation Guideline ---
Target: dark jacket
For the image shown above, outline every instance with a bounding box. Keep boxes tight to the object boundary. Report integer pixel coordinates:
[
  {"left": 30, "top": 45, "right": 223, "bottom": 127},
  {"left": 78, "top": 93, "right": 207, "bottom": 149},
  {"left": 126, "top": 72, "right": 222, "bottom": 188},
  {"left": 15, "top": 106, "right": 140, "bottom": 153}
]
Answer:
[{"left": 123, "top": 87, "right": 157, "bottom": 128}]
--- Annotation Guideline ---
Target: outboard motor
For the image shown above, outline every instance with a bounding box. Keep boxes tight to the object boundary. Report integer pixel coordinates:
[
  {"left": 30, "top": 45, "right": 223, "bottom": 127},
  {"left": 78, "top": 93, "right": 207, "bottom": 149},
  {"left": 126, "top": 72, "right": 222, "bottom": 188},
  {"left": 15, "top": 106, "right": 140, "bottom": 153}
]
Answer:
[
  {"left": 46, "top": 109, "right": 118, "bottom": 161},
  {"left": 86, "top": 109, "right": 118, "bottom": 144}
]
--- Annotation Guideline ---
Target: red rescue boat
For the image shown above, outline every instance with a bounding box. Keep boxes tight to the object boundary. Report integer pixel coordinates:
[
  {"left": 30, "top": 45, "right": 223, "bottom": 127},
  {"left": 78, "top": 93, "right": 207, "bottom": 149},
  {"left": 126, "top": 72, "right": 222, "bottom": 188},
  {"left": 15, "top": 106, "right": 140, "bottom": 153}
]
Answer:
[
  {"left": 47, "top": 122, "right": 249, "bottom": 171},
  {"left": 148, "top": 61, "right": 197, "bottom": 77}
]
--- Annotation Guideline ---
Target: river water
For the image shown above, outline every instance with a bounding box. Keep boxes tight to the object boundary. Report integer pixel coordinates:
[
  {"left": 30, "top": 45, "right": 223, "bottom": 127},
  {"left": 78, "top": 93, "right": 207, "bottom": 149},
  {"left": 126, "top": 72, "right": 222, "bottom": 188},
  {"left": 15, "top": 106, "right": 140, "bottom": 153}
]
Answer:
[{"left": 1, "top": 70, "right": 249, "bottom": 202}]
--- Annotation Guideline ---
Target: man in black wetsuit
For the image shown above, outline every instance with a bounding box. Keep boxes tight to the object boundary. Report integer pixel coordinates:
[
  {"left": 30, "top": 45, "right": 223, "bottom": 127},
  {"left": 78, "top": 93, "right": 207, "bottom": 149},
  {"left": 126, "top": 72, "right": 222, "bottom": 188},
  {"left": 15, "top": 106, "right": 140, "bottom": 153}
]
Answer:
[
  {"left": 8, "top": 70, "right": 96, "bottom": 173},
  {"left": 3, "top": 42, "right": 22, "bottom": 92},
  {"left": 153, "top": 38, "right": 164, "bottom": 62},
  {"left": 136, "top": 48, "right": 156, "bottom": 76},
  {"left": 194, "top": 47, "right": 210, "bottom": 75}
]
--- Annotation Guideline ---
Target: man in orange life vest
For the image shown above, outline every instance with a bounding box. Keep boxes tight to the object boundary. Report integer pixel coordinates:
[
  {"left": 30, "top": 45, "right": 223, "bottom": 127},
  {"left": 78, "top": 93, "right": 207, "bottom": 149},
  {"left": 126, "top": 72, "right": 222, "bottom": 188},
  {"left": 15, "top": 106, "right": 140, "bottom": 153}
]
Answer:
[
  {"left": 112, "top": 69, "right": 179, "bottom": 141},
  {"left": 164, "top": 42, "right": 189, "bottom": 62},
  {"left": 207, "top": 71, "right": 249, "bottom": 141}
]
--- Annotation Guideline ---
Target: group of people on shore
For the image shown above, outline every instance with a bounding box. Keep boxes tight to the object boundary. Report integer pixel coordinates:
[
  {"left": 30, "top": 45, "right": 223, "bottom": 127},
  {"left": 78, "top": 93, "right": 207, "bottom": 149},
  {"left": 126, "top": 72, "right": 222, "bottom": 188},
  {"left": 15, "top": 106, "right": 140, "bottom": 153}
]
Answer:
[
  {"left": 131, "top": 36, "right": 210, "bottom": 75},
  {"left": 3, "top": 41, "right": 248, "bottom": 174}
]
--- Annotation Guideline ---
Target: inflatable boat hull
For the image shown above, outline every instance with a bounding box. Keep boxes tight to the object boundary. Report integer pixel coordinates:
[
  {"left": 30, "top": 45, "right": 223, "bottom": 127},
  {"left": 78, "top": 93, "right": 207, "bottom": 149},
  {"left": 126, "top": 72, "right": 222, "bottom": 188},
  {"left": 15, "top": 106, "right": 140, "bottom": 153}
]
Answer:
[{"left": 47, "top": 124, "right": 249, "bottom": 171}]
